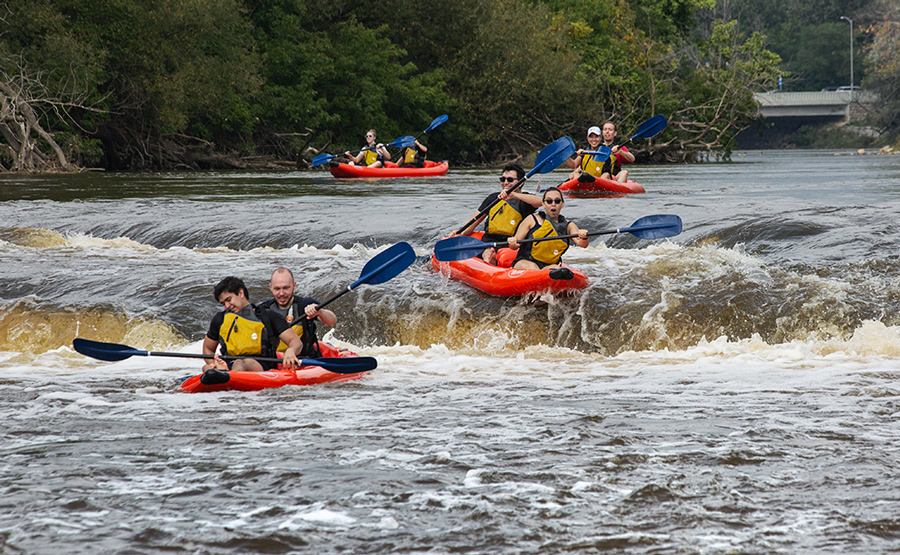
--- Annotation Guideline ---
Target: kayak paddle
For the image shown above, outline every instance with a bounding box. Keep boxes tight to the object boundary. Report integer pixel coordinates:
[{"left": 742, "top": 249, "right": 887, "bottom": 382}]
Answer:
[
  {"left": 415, "top": 114, "right": 448, "bottom": 140},
  {"left": 580, "top": 115, "right": 666, "bottom": 156},
  {"left": 453, "top": 136, "right": 576, "bottom": 235},
  {"left": 72, "top": 338, "right": 377, "bottom": 373},
  {"left": 389, "top": 114, "right": 449, "bottom": 159},
  {"left": 623, "top": 114, "right": 668, "bottom": 146},
  {"left": 315, "top": 241, "right": 417, "bottom": 310},
  {"left": 311, "top": 136, "right": 416, "bottom": 167},
  {"left": 435, "top": 214, "right": 682, "bottom": 262}
]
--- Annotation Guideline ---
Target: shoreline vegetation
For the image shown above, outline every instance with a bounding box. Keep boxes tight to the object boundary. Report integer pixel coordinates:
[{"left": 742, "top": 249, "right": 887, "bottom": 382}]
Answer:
[{"left": 1, "top": 0, "right": 892, "bottom": 173}]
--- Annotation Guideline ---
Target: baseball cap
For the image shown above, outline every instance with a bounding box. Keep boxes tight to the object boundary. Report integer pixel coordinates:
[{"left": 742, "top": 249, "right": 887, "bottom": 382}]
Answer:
[{"left": 587, "top": 126, "right": 601, "bottom": 137}]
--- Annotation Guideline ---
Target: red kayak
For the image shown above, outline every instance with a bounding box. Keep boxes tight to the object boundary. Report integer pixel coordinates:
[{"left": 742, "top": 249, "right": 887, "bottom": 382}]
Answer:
[
  {"left": 329, "top": 160, "right": 449, "bottom": 178},
  {"left": 180, "top": 343, "right": 368, "bottom": 393},
  {"left": 557, "top": 175, "right": 644, "bottom": 195},
  {"left": 431, "top": 233, "right": 589, "bottom": 297}
]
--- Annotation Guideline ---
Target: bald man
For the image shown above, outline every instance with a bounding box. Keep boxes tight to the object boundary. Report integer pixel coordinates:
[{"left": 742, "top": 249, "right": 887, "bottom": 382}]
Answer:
[{"left": 257, "top": 267, "right": 337, "bottom": 358}]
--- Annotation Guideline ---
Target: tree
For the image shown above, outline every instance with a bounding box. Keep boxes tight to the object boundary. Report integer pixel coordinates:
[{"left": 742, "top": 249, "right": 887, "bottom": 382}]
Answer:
[
  {"left": 371, "top": 0, "right": 595, "bottom": 162},
  {"left": 0, "top": 0, "right": 105, "bottom": 171},
  {"left": 862, "top": 1, "right": 900, "bottom": 134},
  {"left": 662, "top": 20, "right": 782, "bottom": 158}
]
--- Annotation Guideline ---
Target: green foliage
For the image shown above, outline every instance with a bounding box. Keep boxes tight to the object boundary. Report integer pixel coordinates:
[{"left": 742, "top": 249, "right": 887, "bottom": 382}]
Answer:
[
  {"left": 862, "top": 7, "right": 900, "bottom": 134},
  {"left": 0, "top": 0, "right": 107, "bottom": 117},
  {"left": 246, "top": 0, "right": 452, "bottom": 154},
  {"left": 447, "top": 0, "right": 592, "bottom": 155},
  {"left": 53, "top": 0, "right": 262, "bottom": 144},
  {"left": 0, "top": 0, "right": 812, "bottom": 169},
  {"left": 767, "top": 23, "right": 857, "bottom": 91},
  {"left": 676, "top": 21, "right": 782, "bottom": 154},
  {"left": 711, "top": 0, "right": 875, "bottom": 92},
  {"left": 367, "top": 0, "right": 595, "bottom": 160}
]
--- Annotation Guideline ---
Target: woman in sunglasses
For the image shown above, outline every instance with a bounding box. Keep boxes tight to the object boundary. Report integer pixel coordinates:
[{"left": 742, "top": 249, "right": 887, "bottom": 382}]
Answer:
[
  {"left": 507, "top": 187, "right": 589, "bottom": 271},
  {"left": 453, "top": 163, "right": 543, "bottom": 265},
  {"left": 345, "top": 129, "right": 391, "bottom": 167}
]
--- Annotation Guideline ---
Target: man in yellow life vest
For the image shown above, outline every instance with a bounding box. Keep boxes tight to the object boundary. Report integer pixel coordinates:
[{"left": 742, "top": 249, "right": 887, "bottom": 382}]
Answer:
[
  {"left": 345, "top": 129, "right": 391, "bottom": 167},
  {"left": 397, "top": 139, "right": 428, "bottom": 168},
  {"left": 258, "top": 267, "right": 337, "bottom": 358},
  {"left": 565, "top": 125, "right": 604, "bottom": 181},
  {"left": 452, "top": 163, "right": 543, "bottom": 266},
  {"left": 507, "top": 187, "right": 589, "bottom": 272},
  {"left": 201, "top": 276, "right": 304, "bottom": 373}
]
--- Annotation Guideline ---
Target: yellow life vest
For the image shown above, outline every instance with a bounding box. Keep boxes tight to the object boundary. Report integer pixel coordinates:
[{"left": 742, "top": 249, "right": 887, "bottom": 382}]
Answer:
[
  {"left": 601, "top": 153, "right": 619, "bottom": 175},
  {"left": 363, "top": 148, "right": 380, "bottom": 166},
  {"left": 403, "top": 147, "right": 424, "bottom": 165},
  {"left": 581, "top": 152, "right": 605, "bottom": 177},
  {"left": 276, "top": 323, "right": 303, "bottom": 352},
  {"left": 487, "top": 200, "right": 527, "bottom": 237},
  {"left": 218, "top": 312, "right": 268, "bottom": 357},
  {"left": 528, "top": 216, "right": 570, "bottom": 265}
]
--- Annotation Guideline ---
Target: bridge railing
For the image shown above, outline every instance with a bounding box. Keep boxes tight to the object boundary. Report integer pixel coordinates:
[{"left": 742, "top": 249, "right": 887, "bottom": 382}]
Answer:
[{"left": 753, "top": 91, "right": 877, "bottom": 119}]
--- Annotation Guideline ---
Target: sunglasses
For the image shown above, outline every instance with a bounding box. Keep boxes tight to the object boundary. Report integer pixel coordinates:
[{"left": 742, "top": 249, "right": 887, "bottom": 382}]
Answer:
[
  {"left": 499, "top": 176, "right": 518, "bottom": 183},
  {"left": 366, "top": 134, "right": 375, "bottom": 138},
  {"left": 544, "top": 198, "right": 563, "bottom": 204}
]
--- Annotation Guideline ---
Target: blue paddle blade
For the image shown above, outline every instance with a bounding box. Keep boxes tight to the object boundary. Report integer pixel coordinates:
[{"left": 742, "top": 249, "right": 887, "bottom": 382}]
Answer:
[
  {"left": 527, "top": 136, "right": 576, "bottom": 178},
  {"left": 304, "top": 356, "right": 377, "bottom": 373},
  {"left": 620, "top": 214, "right": 682, "bottom": 239},
  {"left": 424, "top": 114, "right": 448, "bottom": 133},
  {"left": 311, "top": 153, "right": 336, "bottom": 167},
  {"left": 74, "top": 338, "right": 147, "bottom": 361},
  {"left": 389, "top": 135, "right": 416, "bottom": 149},
  {"left": 353, "top": 242, "right": 416, "bottom": 287},
  {"left": 434, "top": 236, "right": 492, "bottom": 262},
  {"left": 631, "top": 114, "right": 667, "bottom": 141}
]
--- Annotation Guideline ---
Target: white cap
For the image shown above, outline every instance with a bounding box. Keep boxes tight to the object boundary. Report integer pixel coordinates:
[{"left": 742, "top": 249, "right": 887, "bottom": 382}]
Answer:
[{"left": 587, "top": 126, "right": 601, "bottom": 137}]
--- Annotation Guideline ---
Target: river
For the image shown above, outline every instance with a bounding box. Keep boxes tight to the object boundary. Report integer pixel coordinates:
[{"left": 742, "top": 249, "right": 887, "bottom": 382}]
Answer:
[{"left": 2, "top": 149, "right": 900, "bottom": 553}]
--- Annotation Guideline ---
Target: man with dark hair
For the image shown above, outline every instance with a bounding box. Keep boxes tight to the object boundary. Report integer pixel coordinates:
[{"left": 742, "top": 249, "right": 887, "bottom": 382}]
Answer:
[
  {"left": 258, "top": 267, "right": 337, "bottom": 358},
  {"left": 202, "top": 276, "right": 304, "bottom": 373},
  {"left": 452, "top": 163, "right": 543, "bottom": 265}
]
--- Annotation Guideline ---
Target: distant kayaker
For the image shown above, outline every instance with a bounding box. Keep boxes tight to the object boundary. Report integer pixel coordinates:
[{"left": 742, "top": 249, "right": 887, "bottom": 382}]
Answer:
[
  {"left": 202, "top": 276, "right": 303, "bottom": 372},
  {"left": 565, "top": 125, "right": 604, "bottom": 181},
  {"left": 397, "top": 138, "right": 428, "bottom": 168},
  {"left": 507, "top": 187, "right": 589, "bottom": 272},
  {"left": 258, "top": 267, "right": 337, "bottom": 358},
  {"left": 566, "top": 122, "right": 636, "bottom": 183},
  {"left": 345, "top": 129, "right": 391, "bottom": 167},
  {"left": 452, "top": 163, "right": 543, "bottom": 266}
]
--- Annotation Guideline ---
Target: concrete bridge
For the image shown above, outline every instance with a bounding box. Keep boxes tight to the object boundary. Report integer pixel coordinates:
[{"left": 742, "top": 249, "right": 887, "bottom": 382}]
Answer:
[{"left": 753, "top": 91, "right": 876, "bottom": 119}]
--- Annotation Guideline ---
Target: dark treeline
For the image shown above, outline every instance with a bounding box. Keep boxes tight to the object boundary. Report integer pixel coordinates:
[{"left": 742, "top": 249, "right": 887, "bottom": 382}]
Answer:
[{"left": 5, "top": 0, "right": 881, "bottom": 172}]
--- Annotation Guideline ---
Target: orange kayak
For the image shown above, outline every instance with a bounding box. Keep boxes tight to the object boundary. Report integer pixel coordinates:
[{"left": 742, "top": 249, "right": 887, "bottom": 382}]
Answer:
[
  {"left": 557, "top": 176, "right": 644, "bottom": 194},
  {"left": 179, "top": 343, "right": 368, "bottom": 393},
  {"left": 431, "top": 233, "right": 589, "bottom": 297},
  {"left": 329, "top": 160, "right": 449, "bottom": 178}
]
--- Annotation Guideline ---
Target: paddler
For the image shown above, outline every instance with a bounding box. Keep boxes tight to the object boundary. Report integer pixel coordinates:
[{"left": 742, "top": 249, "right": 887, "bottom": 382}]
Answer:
[
  {"left": 598, "top": 121, "right": 635, "bottom": 183},
  {"left": 345, "top": 129, "right": 391, "bottom": 167},
  {"left": 566, "top": 122, "right": 635, "bottom": 183},
  {"left": 397, "top": 138, "right": 428, "bottom": 168},
  {"left": 202, "top": 276, "right": 303, "bottom": 373},
  {"left": 451, "top": 163, "right": 543, "bottom": 266},
  {"left": 565, "top": 125, "right": 604, "bottom": 182},
  {"left": 506, "top": 187, "right": 589, "bottom": 274},
  {"left": 258, "top": 267, "right": 337, "bottom": 359}
]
